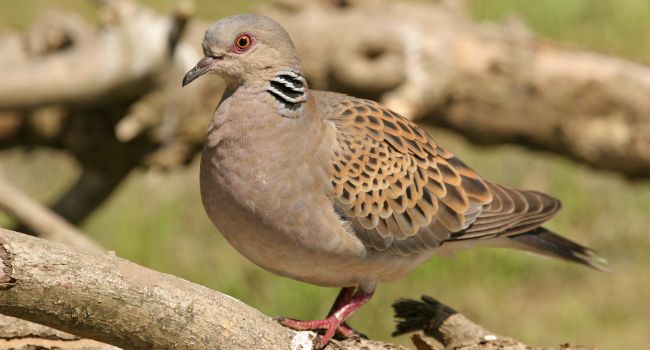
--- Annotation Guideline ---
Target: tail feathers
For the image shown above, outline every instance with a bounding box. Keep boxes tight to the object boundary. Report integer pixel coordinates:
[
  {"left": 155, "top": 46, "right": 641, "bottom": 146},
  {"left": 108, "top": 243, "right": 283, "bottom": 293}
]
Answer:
[{"left": 508, "top": 227, "right": 608, "bottom": 271}]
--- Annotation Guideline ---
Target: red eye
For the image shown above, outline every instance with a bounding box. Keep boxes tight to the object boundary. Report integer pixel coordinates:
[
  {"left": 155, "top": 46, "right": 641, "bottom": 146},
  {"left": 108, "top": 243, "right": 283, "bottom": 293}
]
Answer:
[{"left": 233, "top": 34, "right": 253, "bottom": 52}]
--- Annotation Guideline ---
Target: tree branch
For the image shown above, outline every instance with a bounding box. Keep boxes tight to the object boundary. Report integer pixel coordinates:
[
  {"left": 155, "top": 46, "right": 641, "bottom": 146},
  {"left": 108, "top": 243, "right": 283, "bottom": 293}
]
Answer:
[
  {"left": 0, "top": 173, "right": 104, "bottom": 254},
  {"left": 0, "top": 0, "right": 216, "bottom": 229},
  {"left": 0, "top": 0, "right": 190, "bottom": 109},
  {"left": 263, "top": 0, "right": 650, "bottom": 178},
  {"left": 393, "top": 296, "right": 593, "bottom": 350},
  {"left": 0, "top": 228, "right": 402, "bottom": 350},
  {"left": 0, "top": 228, "right": 597, "bottom": 350},
  {"left": 3, "top": 0, "right": 650, "bottom": 235},
  {"left": 0, "top": 314, "right": 115, "bottom": 350},
  {"left": 3, "top": 0, "right": 650, "bottom": 182}
]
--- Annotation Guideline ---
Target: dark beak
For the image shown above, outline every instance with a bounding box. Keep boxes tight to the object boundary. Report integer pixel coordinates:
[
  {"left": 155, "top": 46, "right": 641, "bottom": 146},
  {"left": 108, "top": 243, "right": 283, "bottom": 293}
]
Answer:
[{"left": 182, "top": 56, "right": 220, "bottom": 87}]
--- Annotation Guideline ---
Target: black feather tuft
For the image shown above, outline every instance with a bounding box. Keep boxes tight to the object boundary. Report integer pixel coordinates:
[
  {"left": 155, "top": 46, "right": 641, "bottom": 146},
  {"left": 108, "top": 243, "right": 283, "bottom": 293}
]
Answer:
[{"left": 392, "top": 295, "right": 456, "bottom": 336}]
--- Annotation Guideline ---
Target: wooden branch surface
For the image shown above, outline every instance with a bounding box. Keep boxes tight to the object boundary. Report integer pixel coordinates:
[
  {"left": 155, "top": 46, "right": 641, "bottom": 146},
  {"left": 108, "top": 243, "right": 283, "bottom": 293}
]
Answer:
[
  {"left": 0, "top": 228, "right": 597, "bottom": 350},
  {"left": 0, "top": 314, "right": 116, "bottom": 350},
  {"left": 0, "top": 228, "right": 402, "bottom": 350},
  {"left": 0, "top": 2, "right": 609, "bottom": 348},
  {"left": 0, "top": 1, "right": 184, "bottom": 109},
  {"left": 0, "top": 173, "right": 104, "bottom": 254},
  {"left": 393, "top": 296, "right": 593, "bottom": 350}
]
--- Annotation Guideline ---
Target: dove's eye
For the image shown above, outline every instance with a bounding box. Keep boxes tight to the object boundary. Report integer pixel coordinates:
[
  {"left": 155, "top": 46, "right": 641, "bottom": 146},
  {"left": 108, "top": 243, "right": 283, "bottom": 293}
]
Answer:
[{"left": 233, "top": 34, "right": 254, "bottom": 53}]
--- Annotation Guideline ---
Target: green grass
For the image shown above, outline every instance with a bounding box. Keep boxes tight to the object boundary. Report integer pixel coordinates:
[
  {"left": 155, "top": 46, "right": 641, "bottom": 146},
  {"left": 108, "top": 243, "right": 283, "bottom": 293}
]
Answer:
[
  {"left": 469, "top": 0, "right": 650, "bottom": 64},
  {"left": 1, "top": 1, "right": 650, "bottom": 349},
  {"left": 0, "top": 0, "right": 263, "bottom": 30}
]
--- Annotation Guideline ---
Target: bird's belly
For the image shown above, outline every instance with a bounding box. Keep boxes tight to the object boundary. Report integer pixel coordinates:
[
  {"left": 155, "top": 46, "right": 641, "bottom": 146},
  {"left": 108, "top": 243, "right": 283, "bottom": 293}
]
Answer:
[
  {"left": 199, "top": 142, "right": 433, "bottom": 288},
  {"left": 202, "top": 192, "right": 362, "bottom": 287},
  {"left": 199, "top": 148, "right": 369, "bottom": 287},
  {"left": 203, "top": 189, "right": 432, "bottom": 288}
]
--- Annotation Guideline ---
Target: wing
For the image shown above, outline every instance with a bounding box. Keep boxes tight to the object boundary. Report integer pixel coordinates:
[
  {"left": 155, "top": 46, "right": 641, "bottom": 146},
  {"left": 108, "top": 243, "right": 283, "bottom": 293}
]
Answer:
[{"left": 317, "top": 91, "right": 561, "bottom": 256}]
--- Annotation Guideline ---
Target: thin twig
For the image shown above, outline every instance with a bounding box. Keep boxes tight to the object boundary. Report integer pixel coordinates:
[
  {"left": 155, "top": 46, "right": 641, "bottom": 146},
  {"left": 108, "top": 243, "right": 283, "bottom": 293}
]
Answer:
[{"left": 0, "top": 172, "right": 104, "bottom": 254}]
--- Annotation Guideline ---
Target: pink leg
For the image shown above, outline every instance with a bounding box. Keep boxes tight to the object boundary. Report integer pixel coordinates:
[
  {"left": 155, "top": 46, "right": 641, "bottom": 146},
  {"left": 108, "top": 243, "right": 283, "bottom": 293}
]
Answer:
[
  {"left": 324, "top": 287, "right": 362, "bottom": 337},
  {"left": 327, "top": 287, "right": 356, "bottom": 315},
  {"left": 325, "top": 289, "right": 366, "bottom": 338},
  {"left": 278, "top": 287, "right": 374, "bottom": 349}
]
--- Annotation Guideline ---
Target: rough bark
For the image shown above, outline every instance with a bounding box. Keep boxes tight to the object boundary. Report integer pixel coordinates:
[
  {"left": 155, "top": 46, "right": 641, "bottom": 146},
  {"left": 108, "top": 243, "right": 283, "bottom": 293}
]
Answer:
[
  {"left": 0, "top": 228, "right": 596, "bottom": 350},
  {"left": 0, "top": 2, "right": 613, "bottom": 348},
  {"left": 0, "top": 315, "right": 115, "bottom": 350},
  {"left": 0, "top": 228, "right": 402, "bottom": 350}
]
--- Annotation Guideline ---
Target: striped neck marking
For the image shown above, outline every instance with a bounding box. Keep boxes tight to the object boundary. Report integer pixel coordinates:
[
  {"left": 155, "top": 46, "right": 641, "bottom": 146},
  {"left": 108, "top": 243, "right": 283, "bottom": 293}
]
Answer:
[{"left": 266, "top": 71, "right": 308, "bottom": 112}]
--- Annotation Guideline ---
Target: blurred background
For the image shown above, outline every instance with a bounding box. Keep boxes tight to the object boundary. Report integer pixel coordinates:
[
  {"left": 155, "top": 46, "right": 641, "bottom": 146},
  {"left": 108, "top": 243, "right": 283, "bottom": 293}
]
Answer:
[{"left": 0, "top": 1, "right": 649, "bottom": 349}]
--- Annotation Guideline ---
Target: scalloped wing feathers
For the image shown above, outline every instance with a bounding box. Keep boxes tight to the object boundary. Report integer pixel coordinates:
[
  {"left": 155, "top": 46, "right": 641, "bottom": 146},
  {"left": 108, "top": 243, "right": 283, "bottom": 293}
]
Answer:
[{"left": 317, "top": 91, "right": 561, "bottom": 256}]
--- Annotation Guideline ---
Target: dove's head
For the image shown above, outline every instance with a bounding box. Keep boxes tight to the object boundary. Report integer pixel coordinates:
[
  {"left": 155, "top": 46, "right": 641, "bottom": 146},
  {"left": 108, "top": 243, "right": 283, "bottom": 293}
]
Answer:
[{"left": 182, "top": 14, "right": 301, "bottom": 88}]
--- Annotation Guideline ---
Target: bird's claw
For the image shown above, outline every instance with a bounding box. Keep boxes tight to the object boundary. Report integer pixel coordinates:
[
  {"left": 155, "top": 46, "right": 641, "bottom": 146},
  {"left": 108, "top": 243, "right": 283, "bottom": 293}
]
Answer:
[{"left": 277, "top": 316, "right": 363, "bottom": 348}]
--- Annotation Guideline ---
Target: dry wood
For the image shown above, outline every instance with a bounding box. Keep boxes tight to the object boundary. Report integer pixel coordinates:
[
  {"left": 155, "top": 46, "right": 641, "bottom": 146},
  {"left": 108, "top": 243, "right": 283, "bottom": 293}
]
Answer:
[
  {"left": 0, "top": 173, "right": 104, "bottom": 253},
  {"left": 0, "top": 0, "right": 212, "bottom": 230},
  {"left": 0, "top": 314, "right": 116, "bottom": 350},
  {"left": 263, "top": 0, "right": 650, "bottom": 178},
  {"left": 0, "top": 2, "right": 613, "bottom": 348},
  {"left": 393, "top": 296, "right": 593, "bottom": 350},
  {"left": 3, "top": 0, "right": 650, "bottom": 231},
  {"left": 0, "top": 0, "right": 189, "bottom": 109},
  {"left": 0, "top": 228, "right": 403, "bottom": 350},
  {"left": 0, "top": 228, "right": 595, "bottom": 350}
]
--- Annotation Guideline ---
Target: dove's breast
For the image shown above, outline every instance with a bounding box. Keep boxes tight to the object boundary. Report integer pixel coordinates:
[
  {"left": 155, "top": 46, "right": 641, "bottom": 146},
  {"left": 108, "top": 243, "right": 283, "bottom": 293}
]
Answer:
[{"left": 199, "top": 91, "right": 390, "bottom": 287}]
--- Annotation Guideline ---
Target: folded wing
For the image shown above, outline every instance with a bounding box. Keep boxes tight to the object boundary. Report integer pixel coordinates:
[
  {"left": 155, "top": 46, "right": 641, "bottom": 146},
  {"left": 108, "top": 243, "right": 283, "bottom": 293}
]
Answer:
[{"left": 318, "top": 91, "right": 561, "bottom": 256}]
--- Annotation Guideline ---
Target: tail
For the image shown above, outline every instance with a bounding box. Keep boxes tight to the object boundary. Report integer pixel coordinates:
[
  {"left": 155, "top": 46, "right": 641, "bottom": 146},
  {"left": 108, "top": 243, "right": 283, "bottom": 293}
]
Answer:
[{"left": 507, "top": 227, "right": 608, "bottom": 271}]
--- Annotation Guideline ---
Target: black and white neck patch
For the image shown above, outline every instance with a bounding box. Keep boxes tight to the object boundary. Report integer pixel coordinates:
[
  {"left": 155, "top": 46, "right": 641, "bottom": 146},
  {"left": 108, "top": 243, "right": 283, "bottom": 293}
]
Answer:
[{"left": 266, "top": 71, "right": 308, "bottom": 118}]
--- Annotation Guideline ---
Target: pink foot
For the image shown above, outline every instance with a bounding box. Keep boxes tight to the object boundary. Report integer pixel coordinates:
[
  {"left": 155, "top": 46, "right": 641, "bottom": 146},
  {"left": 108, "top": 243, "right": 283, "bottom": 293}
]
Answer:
[
  {"left": 336, "top": 321, "right": 366, "bottom": 339},
  {"left": 277, "top": 316, "right": 344, "bottom": 346},
  {"left": 276, "top": 287, "right": 374, "bottom": 349},
  {"left": 277, "top": 317, "right": 363, "bottom": 341}
]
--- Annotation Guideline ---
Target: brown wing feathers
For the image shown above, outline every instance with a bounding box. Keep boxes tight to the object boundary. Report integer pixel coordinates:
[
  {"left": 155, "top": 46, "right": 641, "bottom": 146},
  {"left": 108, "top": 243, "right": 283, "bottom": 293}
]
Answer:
[
  {"left": 458, "top": 182, "right": 561, "bottom": 239},
  {"left": 322, "top": 93, "right": 563, "bottom": 255}
]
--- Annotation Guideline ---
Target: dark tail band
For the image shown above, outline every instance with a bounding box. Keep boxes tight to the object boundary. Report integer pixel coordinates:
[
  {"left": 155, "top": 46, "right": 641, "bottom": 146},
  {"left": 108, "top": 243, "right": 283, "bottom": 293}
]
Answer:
[{"left": 509, "top": 227, "right": 608, "bottom": 271}]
